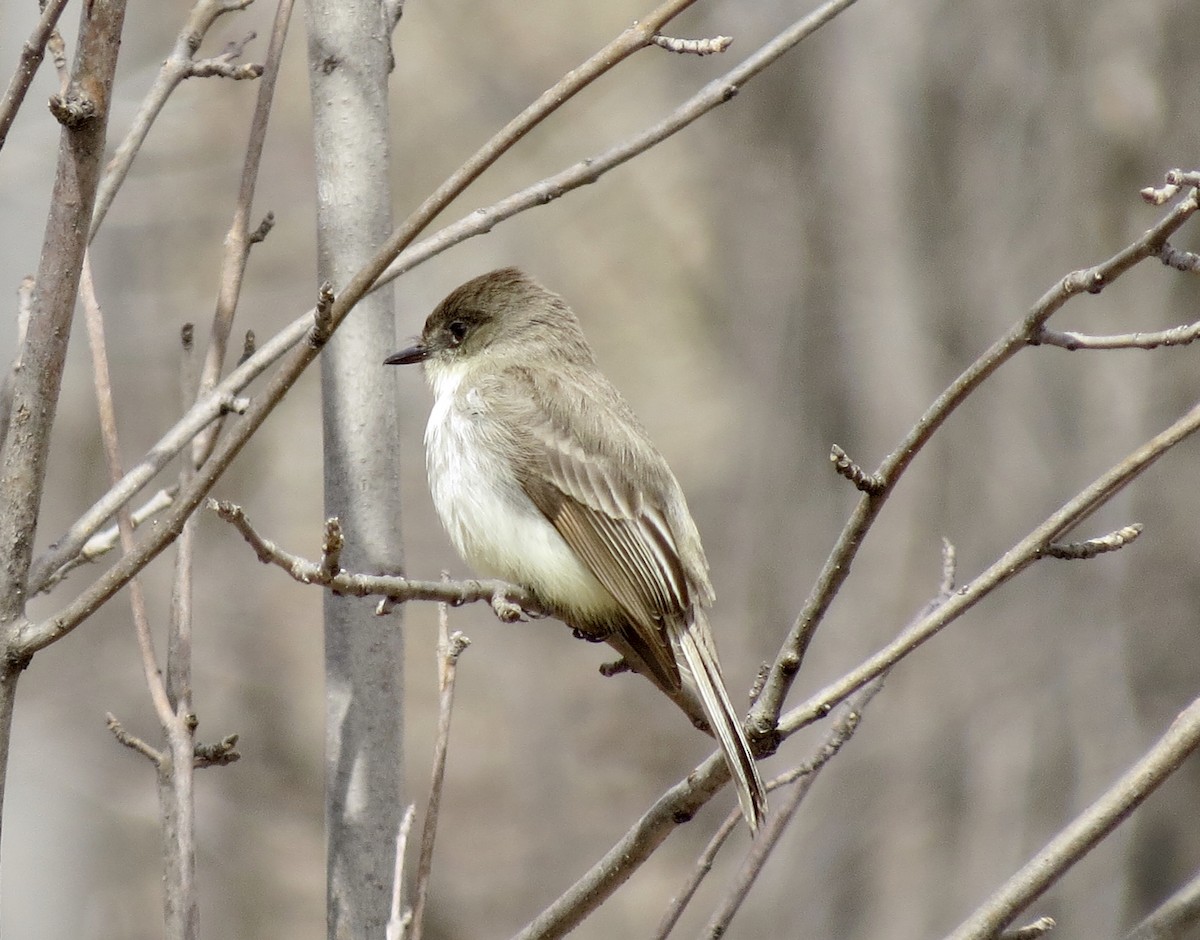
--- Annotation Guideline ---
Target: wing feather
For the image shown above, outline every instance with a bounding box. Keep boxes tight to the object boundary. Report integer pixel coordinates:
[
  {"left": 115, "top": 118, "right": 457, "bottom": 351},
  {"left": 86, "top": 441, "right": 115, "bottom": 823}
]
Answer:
[{"left": 485, "top": 366, "right": 711, "bottom": 694}]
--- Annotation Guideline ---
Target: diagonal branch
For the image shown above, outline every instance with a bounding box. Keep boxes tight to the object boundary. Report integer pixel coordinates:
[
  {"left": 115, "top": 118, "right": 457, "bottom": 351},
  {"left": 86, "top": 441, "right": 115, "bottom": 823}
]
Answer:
[
  {"left": 780, "top": 399, "right": 1200, "bottom": 737},
  {"left": 946, "top": 694, "right": 1200, "bottom": 939},
  {"left": 748, "top": 179, "right": 1200, "bottom": 736},
  {"left": 0, "top": 0, "right": 72, "bottom": 153}
]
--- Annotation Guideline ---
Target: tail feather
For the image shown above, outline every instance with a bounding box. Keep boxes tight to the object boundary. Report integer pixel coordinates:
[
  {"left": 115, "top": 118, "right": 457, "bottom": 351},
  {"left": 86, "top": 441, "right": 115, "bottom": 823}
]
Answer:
[{"left": 676, "top": 620, "right": 767, "bottom": 832}]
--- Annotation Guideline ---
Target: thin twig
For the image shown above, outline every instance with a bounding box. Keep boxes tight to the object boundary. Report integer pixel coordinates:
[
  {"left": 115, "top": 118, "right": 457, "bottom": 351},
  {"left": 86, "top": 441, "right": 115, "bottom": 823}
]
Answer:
[
  {"left": 168, "top": 321, "right": 199, "bottom": 710},
  {"left": 37, "top": 487, "right": 178, "bottom": 591},
  {"left": 945, "top": 695, "right": 1200, "bottom": 939},
  {"left": 387, "top": 804, "right": 417, "bottom": 940},
  {"left": 0, "top": 0, "right": 72, "bottom": 153},
  {"left": 26, "top": 315, "right": 295, "bottom": 593},
  {"left": 370, "top": 0, "right": 860, "bottom": 298},
  {"left": 410, "top": 596, "right": 470, "bottom": 940},
  {"left": 654, "top": 810, "right": 740, "bottom": 940},
  {"left": 80, "top": 254, "right": 175, "bottom": 730}
]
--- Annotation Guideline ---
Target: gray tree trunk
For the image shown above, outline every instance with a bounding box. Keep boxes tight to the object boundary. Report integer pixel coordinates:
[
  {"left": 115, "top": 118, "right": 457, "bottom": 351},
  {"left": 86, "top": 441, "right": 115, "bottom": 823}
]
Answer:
[{"left": 304, "top": 1, "right": 406, "bottom": 935}]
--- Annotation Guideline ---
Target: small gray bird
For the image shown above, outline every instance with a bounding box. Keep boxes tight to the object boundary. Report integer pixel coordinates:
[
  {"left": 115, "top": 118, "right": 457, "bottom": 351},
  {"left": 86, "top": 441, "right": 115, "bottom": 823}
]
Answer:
[{"left": 386, "top": 267, "right": 767, "bottom": 831}]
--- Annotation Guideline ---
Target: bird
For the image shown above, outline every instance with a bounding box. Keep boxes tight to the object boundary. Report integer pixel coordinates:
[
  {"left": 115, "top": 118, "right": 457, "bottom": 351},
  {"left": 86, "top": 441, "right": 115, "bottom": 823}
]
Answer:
[{"left": 385, "top": 267, "right": 767, "bottom": 831}]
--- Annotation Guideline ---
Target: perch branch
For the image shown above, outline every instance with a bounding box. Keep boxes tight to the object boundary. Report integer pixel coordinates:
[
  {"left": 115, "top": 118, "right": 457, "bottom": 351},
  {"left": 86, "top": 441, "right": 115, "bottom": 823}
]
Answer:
[{"left": 209, "top": 500, "right": 542, "bottom": 619}]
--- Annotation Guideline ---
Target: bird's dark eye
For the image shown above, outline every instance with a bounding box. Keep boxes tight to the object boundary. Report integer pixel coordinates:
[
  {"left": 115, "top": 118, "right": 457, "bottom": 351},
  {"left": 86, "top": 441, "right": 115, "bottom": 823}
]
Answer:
[{"left": 447, "top": 320, "right": 468, "bottom": 344}]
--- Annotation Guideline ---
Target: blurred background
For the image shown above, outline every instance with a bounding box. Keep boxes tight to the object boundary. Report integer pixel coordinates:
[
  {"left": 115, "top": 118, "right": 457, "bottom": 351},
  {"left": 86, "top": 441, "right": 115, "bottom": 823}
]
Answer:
[{"left": 1, "top": 0, "right": 1199, "bottom": 937}]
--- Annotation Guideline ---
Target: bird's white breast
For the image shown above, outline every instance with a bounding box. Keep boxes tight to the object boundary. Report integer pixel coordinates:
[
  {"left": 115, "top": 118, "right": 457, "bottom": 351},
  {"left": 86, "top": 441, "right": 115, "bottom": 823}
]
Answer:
[{"left": 423, "top": 363, "right": 614, "bottom": 617}]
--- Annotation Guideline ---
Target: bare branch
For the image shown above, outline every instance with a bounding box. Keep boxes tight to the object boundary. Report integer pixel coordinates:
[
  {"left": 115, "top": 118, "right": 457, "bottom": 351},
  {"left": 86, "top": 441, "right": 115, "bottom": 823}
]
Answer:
[
  {"left": 371, "top": 0, "right": 861, "bottom": 296},
  {"left": 749, "top": 179, "right": 1200, "bottom": 736},
  {"left": 781, "top": 403, "right": 1199, "bottom": 738},
  {"left": 27, "top": 0, "right": 861, "bottom": 595},
  {"left": 946, "top": 695, "right": 1200, "bottom": 939},
  {"left": 26, "top": 312, "right": 306, "bottom": 595},
  {"left": 0, "top": 0, "right": 72, "bottom": 152},
  {"left": 656, "top": 682, "right": 880, "bottom": 940},
  {"left": 654, "top": 809, "right": 740, "bottom": 940},
  {"left": 36, "top": 488, "right": 178, "bottom": 592},
  {"left": 80, "top": 254, "right": 175, "bottom": 726},
  {"left": 532, "top": 392, "right": 1200, "bottom": 939}
]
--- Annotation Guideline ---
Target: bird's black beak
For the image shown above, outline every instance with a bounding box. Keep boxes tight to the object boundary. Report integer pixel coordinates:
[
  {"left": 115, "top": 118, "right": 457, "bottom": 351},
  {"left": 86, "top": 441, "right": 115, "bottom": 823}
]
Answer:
[{"left": 384, "top": 342, "right": 429, "bottom": 365}]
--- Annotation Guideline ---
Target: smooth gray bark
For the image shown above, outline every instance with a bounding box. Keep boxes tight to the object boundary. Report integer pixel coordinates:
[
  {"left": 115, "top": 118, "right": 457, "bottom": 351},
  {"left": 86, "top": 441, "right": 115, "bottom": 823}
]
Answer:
[{"left": 304, "top": 1, "right": 406, "bottom": 935}]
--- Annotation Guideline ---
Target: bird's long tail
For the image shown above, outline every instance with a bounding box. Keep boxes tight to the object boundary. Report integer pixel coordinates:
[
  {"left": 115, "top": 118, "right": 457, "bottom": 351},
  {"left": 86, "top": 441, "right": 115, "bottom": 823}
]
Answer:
[{"left": 676, "top": 616, "right": 767, "bottom": 832}]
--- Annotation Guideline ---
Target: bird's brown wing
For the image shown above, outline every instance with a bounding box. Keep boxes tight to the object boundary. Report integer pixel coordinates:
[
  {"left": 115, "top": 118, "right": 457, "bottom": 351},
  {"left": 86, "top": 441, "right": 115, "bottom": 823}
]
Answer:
[{"left": 491, "top": 367, "right": 706, "bottom": 694}]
